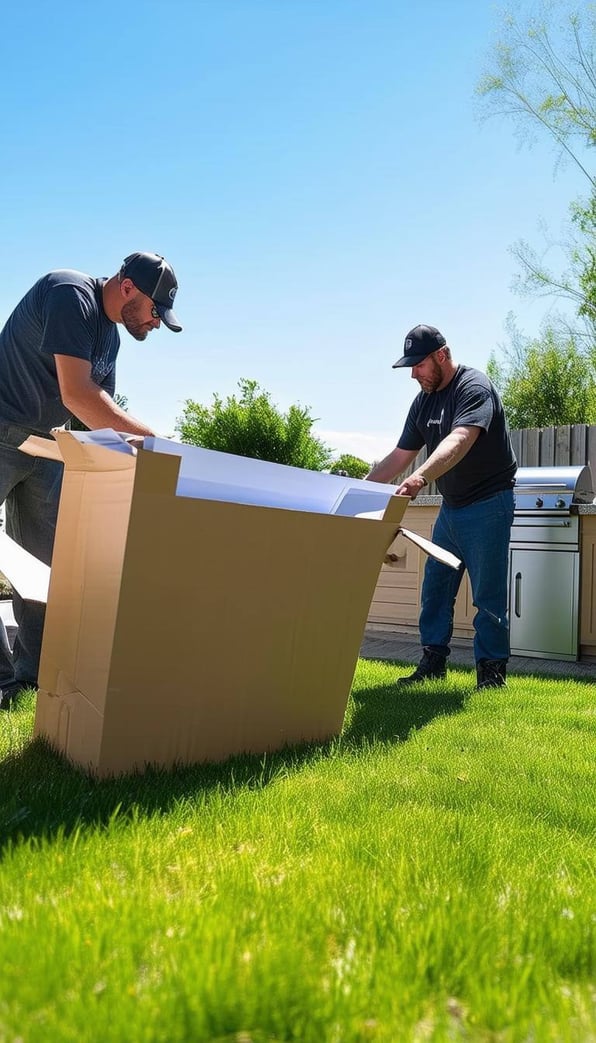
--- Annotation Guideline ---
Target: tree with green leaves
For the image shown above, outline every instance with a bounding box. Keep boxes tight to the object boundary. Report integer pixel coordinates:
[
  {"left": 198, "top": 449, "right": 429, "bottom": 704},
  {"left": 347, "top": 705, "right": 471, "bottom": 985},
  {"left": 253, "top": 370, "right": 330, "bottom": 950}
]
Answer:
[
  {"left": 487, "top": 317, "right": 596, "bottom": 427},
  {"left": 478, "top": 1, "right": 595, "bottom": 344},
  {"left": 176, "top": 378, "right": 333, "bottom": 470},
  {"left": 329, "top": 454, "right": 370, "bottom": 479}
]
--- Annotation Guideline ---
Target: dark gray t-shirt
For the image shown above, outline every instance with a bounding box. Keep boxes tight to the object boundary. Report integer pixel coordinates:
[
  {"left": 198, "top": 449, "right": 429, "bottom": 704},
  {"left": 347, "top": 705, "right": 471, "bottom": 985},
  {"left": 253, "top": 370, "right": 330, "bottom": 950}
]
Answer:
[
  {"left": 397, "top": 365, "right": 517, "bottom": 507},
  {"left": 0, "top": 269, "right": 120, "bottom": 435}
]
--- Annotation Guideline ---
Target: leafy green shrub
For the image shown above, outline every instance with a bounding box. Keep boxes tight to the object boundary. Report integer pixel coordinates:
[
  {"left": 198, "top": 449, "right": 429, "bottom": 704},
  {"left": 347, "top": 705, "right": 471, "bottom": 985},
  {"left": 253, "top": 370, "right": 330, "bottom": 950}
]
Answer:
[
  {"left": 176, "top": 378, "right": 332, "bottom": 470},
  {"left": 0, "top": 572, "right": 12, "bottom": 598},
  {"left": 330, "top": 453, "right": 370, "bottom": 479}
]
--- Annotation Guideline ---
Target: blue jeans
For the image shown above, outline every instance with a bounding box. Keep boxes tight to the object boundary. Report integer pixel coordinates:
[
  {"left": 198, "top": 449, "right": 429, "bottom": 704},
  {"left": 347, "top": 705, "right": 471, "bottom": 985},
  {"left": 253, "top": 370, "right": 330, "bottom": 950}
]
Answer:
[
  {"left": 0, "top": 423, "right": 63, "bottom": 691},
  {"left": 419, "top": 489, "right": 514, "bottom": 664}
]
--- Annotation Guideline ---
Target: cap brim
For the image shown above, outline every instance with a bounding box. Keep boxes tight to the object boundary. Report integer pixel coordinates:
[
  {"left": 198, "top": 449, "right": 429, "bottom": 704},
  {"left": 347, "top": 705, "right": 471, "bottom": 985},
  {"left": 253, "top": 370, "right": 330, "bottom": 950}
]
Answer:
[
  {"left": 392, "top": 352, "right": 432, "bottom": 368},
  {"left": 155, "top": 303, "right": 182, "bottom": 333}
]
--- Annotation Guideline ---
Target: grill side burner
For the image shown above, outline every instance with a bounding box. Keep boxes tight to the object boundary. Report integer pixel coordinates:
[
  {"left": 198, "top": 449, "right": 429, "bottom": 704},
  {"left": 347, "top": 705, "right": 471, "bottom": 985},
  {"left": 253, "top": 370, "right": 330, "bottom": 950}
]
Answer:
[{"left": 509, "top": 465, "right": 594, "bottom": 660}]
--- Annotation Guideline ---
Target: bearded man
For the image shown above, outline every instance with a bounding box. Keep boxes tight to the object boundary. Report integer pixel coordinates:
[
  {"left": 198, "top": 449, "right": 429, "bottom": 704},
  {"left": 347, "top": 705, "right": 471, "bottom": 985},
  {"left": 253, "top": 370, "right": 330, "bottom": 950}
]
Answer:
[
  {"left": 367, "top": 324, "right": 517, "bottom": 690},
  {"left": 0, "top": 252, "right": 182, "bottom": 707}
]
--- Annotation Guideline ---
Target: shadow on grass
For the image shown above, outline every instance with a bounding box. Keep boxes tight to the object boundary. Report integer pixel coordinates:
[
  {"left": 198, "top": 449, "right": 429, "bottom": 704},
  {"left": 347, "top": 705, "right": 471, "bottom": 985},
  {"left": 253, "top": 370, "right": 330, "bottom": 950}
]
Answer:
[
  {"left": 343, "top": 665, "right": 469, "bottom": 748},
  {"left": 0, "top": 665, "right": 469, "bottom": 852}
]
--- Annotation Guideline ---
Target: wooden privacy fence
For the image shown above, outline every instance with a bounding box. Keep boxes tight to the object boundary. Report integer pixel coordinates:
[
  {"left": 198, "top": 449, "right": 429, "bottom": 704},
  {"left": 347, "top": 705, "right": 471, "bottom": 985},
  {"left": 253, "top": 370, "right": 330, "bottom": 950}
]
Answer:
[
  {"left": 401, "top": 425, "right": 596, "bottom": 493},
  {"left": 509, "top": 425, "right": 596, "bottom": 473}
]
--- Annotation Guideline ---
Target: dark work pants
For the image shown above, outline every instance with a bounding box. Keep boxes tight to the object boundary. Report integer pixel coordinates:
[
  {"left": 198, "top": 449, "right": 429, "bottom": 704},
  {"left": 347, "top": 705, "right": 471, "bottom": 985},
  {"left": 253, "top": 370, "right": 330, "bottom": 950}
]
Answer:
[
  {"left": 419, "top": 489, "right": 515, "bottom": 664},
  {"left": 0, "top": 424, "right": 63, "bottom": 692}
]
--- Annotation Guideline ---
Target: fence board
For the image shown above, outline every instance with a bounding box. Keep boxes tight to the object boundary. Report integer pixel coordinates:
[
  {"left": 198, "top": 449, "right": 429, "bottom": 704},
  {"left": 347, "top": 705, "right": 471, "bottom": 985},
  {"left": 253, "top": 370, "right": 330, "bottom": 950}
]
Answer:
[
  {"left": 540, "top": 428, "right": 555, "bottom": 466},
  {"left": 525, "top": 428, "right": 540, "bottom": 465},
  {"left": 521, "top": 429, "right": 529, "bottom": 464},
  {"left": 554, "top": 426, "right": 571, "bottom": 465},
  {"left": 571, "top": 425, "right": 587, "bottom": 465}
]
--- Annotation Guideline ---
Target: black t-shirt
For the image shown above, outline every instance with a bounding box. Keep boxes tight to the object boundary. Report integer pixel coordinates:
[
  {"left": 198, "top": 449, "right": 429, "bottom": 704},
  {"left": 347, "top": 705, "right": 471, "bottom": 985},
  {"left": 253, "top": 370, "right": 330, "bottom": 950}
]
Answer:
[
  {"left": 397, "top": 365, "right": 517, "bottom": 507},
  {"left": 0, "top": 269, "right": 120, "bottom": 435}
]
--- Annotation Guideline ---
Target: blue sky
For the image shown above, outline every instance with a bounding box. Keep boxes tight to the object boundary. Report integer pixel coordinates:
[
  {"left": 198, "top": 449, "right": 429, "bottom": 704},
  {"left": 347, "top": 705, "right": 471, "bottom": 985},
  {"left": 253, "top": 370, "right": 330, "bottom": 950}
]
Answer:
[{"left": 0, "top": 0, "right": 586, "bottom": 462}]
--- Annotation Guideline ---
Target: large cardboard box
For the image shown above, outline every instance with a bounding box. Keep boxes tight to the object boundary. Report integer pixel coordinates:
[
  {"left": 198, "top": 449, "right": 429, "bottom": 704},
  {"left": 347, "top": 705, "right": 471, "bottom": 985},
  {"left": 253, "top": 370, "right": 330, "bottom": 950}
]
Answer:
[{"left": 16, "top": 431, "right": 410, "bottom": 777}]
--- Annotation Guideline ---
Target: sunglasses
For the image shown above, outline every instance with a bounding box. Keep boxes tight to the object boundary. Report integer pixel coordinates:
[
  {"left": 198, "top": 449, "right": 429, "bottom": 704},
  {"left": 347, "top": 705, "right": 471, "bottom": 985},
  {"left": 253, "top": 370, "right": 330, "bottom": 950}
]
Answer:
[{"left": 128, "top": 278, "right": 162, "bottom": 321}]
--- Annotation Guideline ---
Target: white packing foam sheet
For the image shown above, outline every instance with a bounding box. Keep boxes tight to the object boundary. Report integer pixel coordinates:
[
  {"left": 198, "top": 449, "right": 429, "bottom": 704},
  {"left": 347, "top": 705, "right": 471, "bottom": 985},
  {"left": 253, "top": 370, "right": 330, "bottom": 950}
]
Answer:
[
  {"left": 144, "top": 436, "right": 397, "bottom": 517},
  {"left": 0, "top": 532, "right": 51, "bottom": 602},
  {"left": 332, "top": 488, "right": 400, "bottom": 518},
  {"left": 63, "top": 428, "right": 137, "bottom": 455}
]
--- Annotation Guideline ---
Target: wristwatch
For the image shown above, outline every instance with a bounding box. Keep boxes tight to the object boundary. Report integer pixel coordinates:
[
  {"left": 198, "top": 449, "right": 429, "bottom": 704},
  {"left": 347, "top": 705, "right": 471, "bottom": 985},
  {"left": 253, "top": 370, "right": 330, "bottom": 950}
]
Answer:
[{"left": 418, "top": 474, "right": 428, "bottom": 487}]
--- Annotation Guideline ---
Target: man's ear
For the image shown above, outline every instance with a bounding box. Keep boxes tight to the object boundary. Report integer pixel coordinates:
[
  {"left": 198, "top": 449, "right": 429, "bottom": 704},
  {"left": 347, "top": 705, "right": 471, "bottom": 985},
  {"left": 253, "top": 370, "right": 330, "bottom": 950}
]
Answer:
[{"left": 119, "top": 277, "right": 136, "bottom": 300}]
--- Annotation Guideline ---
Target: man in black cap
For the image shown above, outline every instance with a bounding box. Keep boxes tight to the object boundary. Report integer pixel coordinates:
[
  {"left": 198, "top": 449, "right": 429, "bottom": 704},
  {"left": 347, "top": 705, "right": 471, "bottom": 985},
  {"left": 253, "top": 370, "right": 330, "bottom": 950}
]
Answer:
[
  {"left": 0, "top": 252, "right": 182, "bottom": 708},
  {"left": 367, "top": 324, "right": 516, "bottom": 690}
]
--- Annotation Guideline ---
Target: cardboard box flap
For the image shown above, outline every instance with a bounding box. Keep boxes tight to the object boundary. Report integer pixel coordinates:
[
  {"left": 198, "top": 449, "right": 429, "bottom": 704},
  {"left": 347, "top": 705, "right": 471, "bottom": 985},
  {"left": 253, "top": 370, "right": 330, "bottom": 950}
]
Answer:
[
  {"left": 350, "top": 499, "right": 462, "bottom": 568},
  {"left": 399, "top": 526, "right": 461, "bottom": 570},
  {"left": 52, "top": 429, "right": 137, "bottom": 472},
  {"left": 20, "top": 429, "right": 137, "bottom": 473},
  {"left": 133, "top": 448, "right": 182, "bottom": 497},
  {"left": 19, "top": 434, "right": 63, "bottom": 462},
  {"left": 378, "top": 494, "right": 411, "bottom": 525}
]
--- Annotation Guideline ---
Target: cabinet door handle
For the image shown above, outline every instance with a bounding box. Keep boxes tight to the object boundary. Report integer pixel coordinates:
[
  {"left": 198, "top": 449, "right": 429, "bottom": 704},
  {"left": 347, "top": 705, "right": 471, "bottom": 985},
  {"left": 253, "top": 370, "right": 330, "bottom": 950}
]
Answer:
[{"left": 514, "top": 572, "right": 522, "bottom": 618}]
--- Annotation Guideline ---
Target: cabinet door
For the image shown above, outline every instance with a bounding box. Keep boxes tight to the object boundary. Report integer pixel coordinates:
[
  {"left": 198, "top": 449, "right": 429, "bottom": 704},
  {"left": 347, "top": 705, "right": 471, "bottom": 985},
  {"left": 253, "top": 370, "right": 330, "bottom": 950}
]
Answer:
[
  {"left": 509, "top": 549, "right": 579, "bottom": 658},
  {"left": 580, "top": 516, "right": 596, "bottom": 653},
  {"left": 368, "top": 507, "right": 438, "bottom": 628}
]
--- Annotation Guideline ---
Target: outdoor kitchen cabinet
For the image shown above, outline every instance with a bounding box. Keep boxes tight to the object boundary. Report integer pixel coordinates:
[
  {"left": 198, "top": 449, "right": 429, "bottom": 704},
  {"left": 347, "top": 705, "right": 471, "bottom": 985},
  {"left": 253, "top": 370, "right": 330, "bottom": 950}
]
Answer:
[
  {"left": 367, "top": 505, "right": 433, "bottom": 631},
  {"left": 509, "top": 541, "right": 580, "bottom": 660},
  {"left": 579, "top": 513, "right": 596, "bottom": 659},
  {"left": 368, "top": 502, "right": 475, "bottom": 639}
]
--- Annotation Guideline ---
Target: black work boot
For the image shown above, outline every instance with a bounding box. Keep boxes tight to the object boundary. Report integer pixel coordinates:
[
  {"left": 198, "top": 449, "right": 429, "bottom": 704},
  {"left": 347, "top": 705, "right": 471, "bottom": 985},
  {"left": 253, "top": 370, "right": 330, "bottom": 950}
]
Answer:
[
  {"left": 476, "top": 659, "right": 507, "bottom": 690},
  {"left": 397, "top": 647, "right": 447, "bottom": 685},
  {"left": 0, "top": 682, "right": 36, "bottom": 711}
]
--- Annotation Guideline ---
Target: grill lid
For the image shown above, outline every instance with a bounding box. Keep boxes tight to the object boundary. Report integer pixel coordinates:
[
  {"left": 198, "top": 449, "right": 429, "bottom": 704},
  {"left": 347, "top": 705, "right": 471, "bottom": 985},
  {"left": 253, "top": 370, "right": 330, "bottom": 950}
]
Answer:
[{"left": 514, "top": 465, "right": 595, "bottom": 510}]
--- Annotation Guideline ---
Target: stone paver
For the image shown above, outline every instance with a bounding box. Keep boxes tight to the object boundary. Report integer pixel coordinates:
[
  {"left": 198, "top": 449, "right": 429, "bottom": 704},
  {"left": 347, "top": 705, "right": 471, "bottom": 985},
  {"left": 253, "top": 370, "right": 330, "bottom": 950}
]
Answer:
[{"left": 361, "top": 628, "right": 595, "bottom": 680}]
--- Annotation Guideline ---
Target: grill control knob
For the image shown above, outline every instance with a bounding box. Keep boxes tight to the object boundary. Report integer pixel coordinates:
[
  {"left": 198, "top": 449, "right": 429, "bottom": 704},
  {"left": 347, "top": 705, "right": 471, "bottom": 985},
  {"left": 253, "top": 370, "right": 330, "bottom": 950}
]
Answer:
[
  {"left": 555, "top": 497, "right": 566, "bottom": 509},
  {"left": 535, "top": 497, "right": 543, "bottom": 508}
]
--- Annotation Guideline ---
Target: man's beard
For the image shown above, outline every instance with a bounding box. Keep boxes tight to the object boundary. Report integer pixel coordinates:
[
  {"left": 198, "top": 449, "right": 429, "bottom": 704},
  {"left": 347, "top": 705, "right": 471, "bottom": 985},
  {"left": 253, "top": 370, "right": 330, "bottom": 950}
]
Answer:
[
  {"left": 417, "top": 357, "right": 443, "bottom": 394},
  {"left": 121, "top": 299, "right": 152, "bottom": 341}
]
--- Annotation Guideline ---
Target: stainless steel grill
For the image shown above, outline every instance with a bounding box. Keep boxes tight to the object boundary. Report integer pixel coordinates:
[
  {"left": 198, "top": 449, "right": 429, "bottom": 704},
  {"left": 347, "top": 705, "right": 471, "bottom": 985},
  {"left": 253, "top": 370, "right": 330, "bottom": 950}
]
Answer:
[
  {"left": 509, "top": 465, "right": 595, "bottom": 660},
  {"left": 513, "top": 464, "right": 594, "bottom": 512}
]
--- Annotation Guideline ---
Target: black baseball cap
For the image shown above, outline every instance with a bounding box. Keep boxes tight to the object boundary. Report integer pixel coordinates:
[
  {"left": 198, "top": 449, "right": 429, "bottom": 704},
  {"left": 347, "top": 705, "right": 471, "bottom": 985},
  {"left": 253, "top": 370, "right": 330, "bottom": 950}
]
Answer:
[
  {"left": 120, "top": 252, "right": 182, "bottom": 332},
  {"left": 392, "top": 324, "right": 446, "bottom": 368}
]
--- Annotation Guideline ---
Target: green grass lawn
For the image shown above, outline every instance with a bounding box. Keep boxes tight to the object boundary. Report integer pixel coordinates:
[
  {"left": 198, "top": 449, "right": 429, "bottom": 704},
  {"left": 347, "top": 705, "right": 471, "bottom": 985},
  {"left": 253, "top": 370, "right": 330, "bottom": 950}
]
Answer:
[{"left": 0, "top": 661, "right": 594, "bottom": 1042}]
